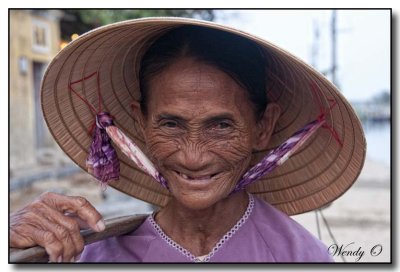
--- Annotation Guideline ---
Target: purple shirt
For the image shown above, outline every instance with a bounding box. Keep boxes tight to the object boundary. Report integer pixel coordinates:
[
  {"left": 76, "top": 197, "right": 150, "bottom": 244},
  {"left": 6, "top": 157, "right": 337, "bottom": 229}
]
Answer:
[{"left": 79, "top": 194, "right": 333, "bottom": 262}]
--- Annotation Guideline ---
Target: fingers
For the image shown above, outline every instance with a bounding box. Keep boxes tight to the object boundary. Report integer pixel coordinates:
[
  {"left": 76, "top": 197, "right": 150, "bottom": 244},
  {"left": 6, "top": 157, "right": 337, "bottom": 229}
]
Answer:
[
  {"left": 65, "top": 213, "right": 91, "bottom": 230},
  {"left": 10, "top": 192, "right": 102, "bottom": 263},
  {"left": 10, "top": 228, "right": 35, "bottom": 249},
  {"left": 34, "top": 229, "right": 64, "bottom": 263},
  {"left": 13, "top": 203, "right": 83, "bottom": 262},
  {"left": 39, "top": 192, "right": 105, "bottom": 232},
  {"left": 11, "top": 223, "right": 63, "bottom": 262},
  {"left": 33, "top": 207, "right": 84, "bottom": 262}
]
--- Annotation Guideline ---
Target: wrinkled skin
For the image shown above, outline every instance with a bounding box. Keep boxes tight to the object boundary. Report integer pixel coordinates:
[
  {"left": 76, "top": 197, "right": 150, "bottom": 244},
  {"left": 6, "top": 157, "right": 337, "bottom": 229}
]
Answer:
[
  {"left": 10, "top": 192, "right": 104, "bottom": 262},
  {"left": 10, "top": 56, "right": 281, "bottom": 261},
  {"left": 131, "top": 57, "right": 281, "bottom": 255}
]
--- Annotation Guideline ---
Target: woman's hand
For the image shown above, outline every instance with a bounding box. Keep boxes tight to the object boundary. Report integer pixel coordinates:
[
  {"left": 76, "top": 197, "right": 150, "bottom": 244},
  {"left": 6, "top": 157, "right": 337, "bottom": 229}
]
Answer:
[{"left": 10, "top": 192, "right": 105, "bottom": 263}]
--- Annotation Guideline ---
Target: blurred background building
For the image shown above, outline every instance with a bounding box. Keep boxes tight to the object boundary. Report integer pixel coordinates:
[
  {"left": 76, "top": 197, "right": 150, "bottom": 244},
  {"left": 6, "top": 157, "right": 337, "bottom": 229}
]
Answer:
[
  {"left": 9, "top": 9, "right": 217, "bottom": 218},
  {"left": 10, "top": 10, "right": 63, "bottom": 172}
]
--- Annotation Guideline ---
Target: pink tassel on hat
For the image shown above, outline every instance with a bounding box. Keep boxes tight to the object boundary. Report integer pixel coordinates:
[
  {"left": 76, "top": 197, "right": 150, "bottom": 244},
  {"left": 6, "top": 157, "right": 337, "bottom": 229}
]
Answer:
[
  {"left": 104, "top": 122, "right": 169, "bottom": 189},
  {"left": 86, "top": 112, "right": 169, "bottom": 189}
]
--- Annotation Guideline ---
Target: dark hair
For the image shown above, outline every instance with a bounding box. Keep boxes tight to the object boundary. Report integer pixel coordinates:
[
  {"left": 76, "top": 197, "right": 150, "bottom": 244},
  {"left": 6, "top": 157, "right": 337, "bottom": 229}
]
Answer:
[{"left": 139, "top": 25, "right": 268, "bottom": 119}]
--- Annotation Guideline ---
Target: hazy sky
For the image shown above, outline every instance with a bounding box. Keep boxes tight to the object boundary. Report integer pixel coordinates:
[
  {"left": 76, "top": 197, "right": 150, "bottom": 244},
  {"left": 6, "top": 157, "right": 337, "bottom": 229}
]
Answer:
[{"left": 216, "top": 10, "right": 390, "bottom": 102}]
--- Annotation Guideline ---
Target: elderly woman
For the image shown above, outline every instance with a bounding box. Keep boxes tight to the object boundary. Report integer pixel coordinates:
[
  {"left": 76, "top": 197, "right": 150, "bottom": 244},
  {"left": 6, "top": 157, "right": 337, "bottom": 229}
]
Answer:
[{"left": 10, "top": 18, "right": 365, "bottom": 263}]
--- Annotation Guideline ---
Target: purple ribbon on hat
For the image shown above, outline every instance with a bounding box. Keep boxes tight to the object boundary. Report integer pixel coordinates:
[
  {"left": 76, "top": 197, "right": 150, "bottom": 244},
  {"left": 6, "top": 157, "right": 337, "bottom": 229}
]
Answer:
[{"left": 86, "top": 113, "right": 120, "bottom": 188}]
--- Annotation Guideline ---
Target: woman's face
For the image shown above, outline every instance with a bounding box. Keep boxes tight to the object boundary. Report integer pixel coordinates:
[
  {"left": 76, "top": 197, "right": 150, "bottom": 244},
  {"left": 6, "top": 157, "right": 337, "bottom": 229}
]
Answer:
[{"left": 135, "top": 57, "right": 279, "bottom": 210}]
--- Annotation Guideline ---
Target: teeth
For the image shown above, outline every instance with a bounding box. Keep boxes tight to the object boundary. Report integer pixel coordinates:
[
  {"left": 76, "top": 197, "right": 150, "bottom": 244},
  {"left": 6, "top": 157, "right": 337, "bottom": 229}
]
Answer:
[
  {"left": 180, "top": 173, "right": 189, "bottom": 179},
  {"left": 197, "top": 176, "right": 211, "bottom": 180},
  {"left": 178, "top": 172, "right": 212, "bottom": 180}
]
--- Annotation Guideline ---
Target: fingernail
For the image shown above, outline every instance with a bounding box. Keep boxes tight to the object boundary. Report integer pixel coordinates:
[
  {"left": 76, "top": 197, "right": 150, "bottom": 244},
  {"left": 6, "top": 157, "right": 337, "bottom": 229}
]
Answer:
[
  {"left": 70, "top": 256, "right": 75, "bottom": 262},
  {"left": 96, "top": 219, "right": 105, "bottom": 232},
  {"left": 57, "top": 256, "right": 63, "bottom": 263}
]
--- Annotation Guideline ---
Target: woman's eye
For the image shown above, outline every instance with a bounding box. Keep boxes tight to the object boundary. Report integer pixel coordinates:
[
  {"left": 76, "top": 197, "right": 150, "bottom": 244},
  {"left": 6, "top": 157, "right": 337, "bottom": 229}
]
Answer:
[
  {"left": 218, "top": 122, "right": 230, "bottom": 129},
  {"left": 161, "top": 121, "right": 178, "bottom": 128},
  {"left": 213, "top": 121, "right": 232, "bottom": 130}
]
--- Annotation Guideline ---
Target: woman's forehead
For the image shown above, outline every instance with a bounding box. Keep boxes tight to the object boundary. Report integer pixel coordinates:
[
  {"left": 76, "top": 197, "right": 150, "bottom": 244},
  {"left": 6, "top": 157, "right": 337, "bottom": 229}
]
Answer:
[{"left": 145, "top": 58, "right": 254, "bottom": 117}]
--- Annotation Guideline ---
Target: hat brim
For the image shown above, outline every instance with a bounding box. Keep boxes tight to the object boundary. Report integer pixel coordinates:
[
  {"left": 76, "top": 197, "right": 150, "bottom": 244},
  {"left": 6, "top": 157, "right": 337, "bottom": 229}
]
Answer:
[{"left": 41, "top": 17, "right": 366, "bottom": 215}]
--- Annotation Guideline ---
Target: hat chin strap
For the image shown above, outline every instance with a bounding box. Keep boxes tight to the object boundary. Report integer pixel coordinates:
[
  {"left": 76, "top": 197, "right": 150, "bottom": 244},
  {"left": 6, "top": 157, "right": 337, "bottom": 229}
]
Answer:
[
  {"left": 232, "top": 118, "right": 325, "bottom": 192},
  {"left": 87, "top": 112, "right": 326, "bottom": 194},
  {"left": 87, "top": 112, "right": 169, "bottom": 189},
  {"left": 72, "top": 73, "right": 340, "bottom": 193}
]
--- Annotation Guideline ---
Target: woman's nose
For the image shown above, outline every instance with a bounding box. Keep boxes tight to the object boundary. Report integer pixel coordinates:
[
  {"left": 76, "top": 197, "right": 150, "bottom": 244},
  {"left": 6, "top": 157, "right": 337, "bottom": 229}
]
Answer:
[{"left": 176, "top": 141, "right": 211, "bottom": 171}]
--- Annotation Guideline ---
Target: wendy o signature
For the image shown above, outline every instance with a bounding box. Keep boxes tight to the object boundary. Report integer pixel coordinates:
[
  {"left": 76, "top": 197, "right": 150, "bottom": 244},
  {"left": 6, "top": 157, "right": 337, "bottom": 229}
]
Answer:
[{"left": 328, "top": 242, "right": 383, "bottom": 262}]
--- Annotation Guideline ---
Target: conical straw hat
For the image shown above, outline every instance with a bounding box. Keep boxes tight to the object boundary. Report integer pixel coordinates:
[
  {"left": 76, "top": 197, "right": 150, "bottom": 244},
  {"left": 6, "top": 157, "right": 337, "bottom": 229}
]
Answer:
[{"left": 41, "top": 17, "right": 366, "bottom": 215}]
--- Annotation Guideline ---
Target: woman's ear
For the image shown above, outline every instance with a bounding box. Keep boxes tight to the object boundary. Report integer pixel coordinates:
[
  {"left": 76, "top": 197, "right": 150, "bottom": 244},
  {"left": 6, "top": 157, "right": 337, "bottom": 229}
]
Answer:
[
  {"left": 130, "top": 100, "right": 146, "bottom": 134},
  {"left": 253, "top": 103, "right": 281, "bottom": 151}
]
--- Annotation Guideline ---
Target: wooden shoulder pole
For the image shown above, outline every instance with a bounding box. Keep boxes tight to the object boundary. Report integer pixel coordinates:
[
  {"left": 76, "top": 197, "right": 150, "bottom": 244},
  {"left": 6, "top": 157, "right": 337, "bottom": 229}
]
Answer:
[{"left": 9, "top": 214, "right": 148, "bottom": 263}]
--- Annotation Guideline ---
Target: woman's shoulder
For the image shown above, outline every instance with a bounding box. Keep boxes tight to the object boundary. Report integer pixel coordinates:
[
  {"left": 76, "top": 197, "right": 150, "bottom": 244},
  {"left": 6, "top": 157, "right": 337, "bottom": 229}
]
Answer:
[
  {"left": 78, "top": 215, "right": 157, "bottom": 262},
  {"left": 249, "top": 194, "right": 334, "bottom": 262}
]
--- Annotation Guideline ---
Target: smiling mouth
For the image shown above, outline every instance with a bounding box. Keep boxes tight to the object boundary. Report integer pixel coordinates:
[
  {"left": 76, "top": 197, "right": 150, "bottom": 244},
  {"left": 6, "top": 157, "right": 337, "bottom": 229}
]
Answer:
[{"left": 174, "top": 171, "right": 219, "bottom": 181}]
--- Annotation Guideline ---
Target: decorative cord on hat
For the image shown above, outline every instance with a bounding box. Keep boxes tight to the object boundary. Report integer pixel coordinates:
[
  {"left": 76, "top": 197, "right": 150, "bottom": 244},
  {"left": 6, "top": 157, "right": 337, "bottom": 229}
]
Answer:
[
  {"left": 69, "top": 73, "right": 341, "bottom": 193},
  {"left": 232, "top": 80, "right": 343, "bottom": 192}
]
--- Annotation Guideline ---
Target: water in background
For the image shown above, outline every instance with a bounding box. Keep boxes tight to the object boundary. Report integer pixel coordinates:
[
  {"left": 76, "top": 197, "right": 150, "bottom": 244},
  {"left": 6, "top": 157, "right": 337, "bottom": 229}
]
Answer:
[{"left": 362, "top": 121, "right": 390, "bottom": 166}]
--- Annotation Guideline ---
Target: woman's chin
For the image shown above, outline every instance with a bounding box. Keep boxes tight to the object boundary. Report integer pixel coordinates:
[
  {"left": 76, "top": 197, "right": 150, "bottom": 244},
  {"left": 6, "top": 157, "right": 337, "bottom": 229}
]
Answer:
[{"left": 172, "top": 192, "right": 225, "bottom": 211}]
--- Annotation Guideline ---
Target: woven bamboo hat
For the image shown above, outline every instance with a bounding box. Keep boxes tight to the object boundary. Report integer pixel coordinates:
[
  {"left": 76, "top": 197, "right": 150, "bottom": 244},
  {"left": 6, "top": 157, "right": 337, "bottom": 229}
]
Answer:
[{"left": 41, "top": 17, "right": 366, "bottom": 215}]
